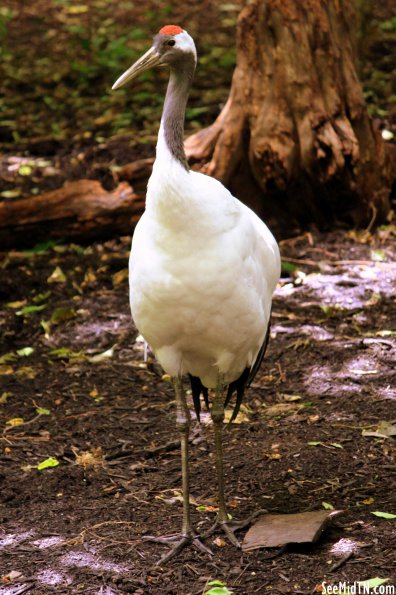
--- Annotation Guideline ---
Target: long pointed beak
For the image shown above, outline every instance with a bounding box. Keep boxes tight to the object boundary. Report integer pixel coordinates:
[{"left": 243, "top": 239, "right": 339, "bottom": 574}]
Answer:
[{"left": 112, "top": 47, "right": 161, "bottom": 90}]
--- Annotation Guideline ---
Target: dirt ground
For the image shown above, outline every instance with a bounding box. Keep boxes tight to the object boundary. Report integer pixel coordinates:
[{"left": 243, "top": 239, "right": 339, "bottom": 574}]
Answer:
[{"left": 0, "top": 229, "right": 395, "bottom": 595}]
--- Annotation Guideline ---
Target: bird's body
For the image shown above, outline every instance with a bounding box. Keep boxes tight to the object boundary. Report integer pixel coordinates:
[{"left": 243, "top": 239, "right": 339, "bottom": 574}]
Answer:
[
  {"left": 113, "top": 25, "right": 280, "bottom": 563},
  {"left": 130, "top": 129, "right": 279, "bottom": 387}
]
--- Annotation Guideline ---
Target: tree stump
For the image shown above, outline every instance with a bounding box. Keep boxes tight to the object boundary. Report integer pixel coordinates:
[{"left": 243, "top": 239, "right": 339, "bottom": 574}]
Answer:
[{"left": 185, "top": 0, "right": 392, "bottom": 231}]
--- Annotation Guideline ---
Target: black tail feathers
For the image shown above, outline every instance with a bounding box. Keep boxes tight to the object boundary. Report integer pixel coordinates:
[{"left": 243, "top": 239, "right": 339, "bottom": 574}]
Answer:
[{"left": 187, "top": 320, "right": 271, "bottom": 423}]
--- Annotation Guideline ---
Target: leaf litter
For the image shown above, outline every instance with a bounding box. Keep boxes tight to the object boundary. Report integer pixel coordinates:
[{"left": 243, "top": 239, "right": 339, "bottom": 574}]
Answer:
[{"left": 0, "top": 229, "right": 395, "bottom": 593}]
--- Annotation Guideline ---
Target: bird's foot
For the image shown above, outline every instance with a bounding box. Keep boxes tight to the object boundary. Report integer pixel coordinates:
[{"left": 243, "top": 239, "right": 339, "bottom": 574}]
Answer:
[
  {"left": 142, "top": 532, "right": 213, "bottom": 565},
  {"left": 202, "top": 509, "right": 267, "bottom": 548}
]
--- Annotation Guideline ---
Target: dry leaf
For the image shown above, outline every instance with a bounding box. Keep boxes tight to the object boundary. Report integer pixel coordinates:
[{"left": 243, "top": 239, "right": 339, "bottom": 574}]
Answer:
[
  {"left": 263, "top": 403, "right": 303, "bottom": 417},
  {"left": 0, "top": 365, "right": 13, "bottom": 376},
  {"left": 213, "top": 536, "right": 227, "bottom": 547},
  {"left": 47, "top": 266, "right": 66, "bottom": 283},
  {"left": 362, "top": 421, "right": 396, "bottom": 439},
  {"left": 112, "top": 268, "right": 129, "bottom": 286},
  {"left": 74, "top": 448, "right": 104, "bottom": 468},
  {"left": 242, "top": 510, "right": 343, "bottom": 551}
]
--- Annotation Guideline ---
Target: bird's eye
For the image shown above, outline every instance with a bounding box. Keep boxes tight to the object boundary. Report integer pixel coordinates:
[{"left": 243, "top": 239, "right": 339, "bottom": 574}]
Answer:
[{"left": 167, "top": 40, "right": 176, "bottom": 47}]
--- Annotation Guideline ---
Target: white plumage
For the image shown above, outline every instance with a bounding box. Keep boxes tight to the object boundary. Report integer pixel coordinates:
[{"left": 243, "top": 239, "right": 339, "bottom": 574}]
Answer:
[
  {"left": 113, "top": 24, "right": 280, "bottom": 563},
  {"left": 130, "top": 126, "right": 280, "bottom": 387}
]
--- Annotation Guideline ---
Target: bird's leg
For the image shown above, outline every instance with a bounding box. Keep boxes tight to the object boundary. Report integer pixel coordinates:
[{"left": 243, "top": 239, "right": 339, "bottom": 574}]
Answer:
[
  {"left": 176, "top": 374, "right": 193, "bottom": 538},
  {"left": 143, "top": 376, "right": 212, "bottom": 564},
  {"left": 203, "top": 374, "right": 264, "bottom": 547},
  {"left": 211, "top": 376, "right": 228, "bottom": 524},
  {"left": 206, "top": 375, "right": 240, "bottom": 547}
]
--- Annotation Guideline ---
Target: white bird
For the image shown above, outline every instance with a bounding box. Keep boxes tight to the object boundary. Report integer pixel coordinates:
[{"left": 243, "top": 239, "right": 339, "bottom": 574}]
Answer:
[{"left": 112, "top": 24, "right": 280, "bottom": 563}]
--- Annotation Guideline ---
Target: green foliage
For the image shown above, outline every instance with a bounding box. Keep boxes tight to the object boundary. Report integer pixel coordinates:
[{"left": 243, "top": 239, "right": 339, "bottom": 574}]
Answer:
[
  {"left": 281, "top": 260, "right": 299, "bottom": 273},
  {"left": 50, "top": 307, "right": 76, "bottom": 323},
  {"left": 371, "top": 511, "right": 396, "bottom": 519},
  {"left": 379, "top": 17, "right": 396, "bottom": 32},
  {"left": 360, "top": 12, "right": 396, "bottom": 120},
  {"left": 0, "top": 352, "right": 17, "bottom": 364},
  {"left": 321, "top": 501, "right": 334, "bottom": 510},
  {"left": 0, "top": 7, "right": 15, "bottom": 42},
  {"left": 22, "top": 240, "right": 61, "bottom": 255},
  {"left": 33, "top": 291, "right": 52, "bottom": 304},
  {"left": 204, "top": 581, "right": 233, "bottom": 595},
  {"left": 0, "top": 1, "right": 236, "bottom": 147},
  {"left": 36, "top": 407, "right": 51, "bottom": 416},
  {"left": 186, "top": 106, "right": 211, "bottom": 121},
  {"left": 16, "top": 347, "right": 35, "bottom": 357},
  {"left": 16, "top": 304, "right": 47, "bottom": 316},
  {"left": 37, "top": 457, "right": 59, "bottom": 471},
  {"left": 48, "top": 347, "right": 84, "bottom": 360}
]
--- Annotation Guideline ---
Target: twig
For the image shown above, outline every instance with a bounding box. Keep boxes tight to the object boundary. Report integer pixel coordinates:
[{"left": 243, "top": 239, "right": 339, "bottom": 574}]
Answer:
[
  {"left": 279, "top": 232, "right": 314, "bottom": 247},
  {"left": 281, "top": 256, "right": 318, "bottom": 267},
  {"left": 0, "top": 434, "right": 50, "bottom": 443},
  {"left": 333, "top": 259, "right": 395, "bottom": 267},
  {"left": 306, "top": 247, "right": 339, "bottom": 258},
  {"left": 329, "top": 551, "right": 354, "bottom": 571},
  {"left": 366, "top": 204, "right": 377, "bottom": 233},
  {"left": 3, "top": 414, "right": 42, "bottom": 435},
  {"left": 59, "top": 520, "right": 137, "bottom": 547},
  {"left": 5, "top": 582, "right": 36, "bottom": 595}
]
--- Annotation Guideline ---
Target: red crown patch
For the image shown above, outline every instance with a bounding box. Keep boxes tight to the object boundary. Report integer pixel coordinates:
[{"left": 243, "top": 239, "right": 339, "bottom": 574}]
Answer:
[{"left": 159, "top": 25, "right": 183, "bottom": 36}]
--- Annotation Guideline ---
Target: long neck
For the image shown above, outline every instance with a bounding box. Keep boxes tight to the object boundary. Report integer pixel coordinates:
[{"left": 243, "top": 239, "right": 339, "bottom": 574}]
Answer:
[{"left": 159, "top": 57, "right": 195, "bottom": 170}]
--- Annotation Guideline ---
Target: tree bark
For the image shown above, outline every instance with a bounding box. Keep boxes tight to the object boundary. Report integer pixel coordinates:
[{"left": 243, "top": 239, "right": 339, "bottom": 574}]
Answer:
[
  {"left": 0, "top": 180, "right": 144, "bottom": 250},
  {"left": 185, "top": 0, "right": 392, "bottom": 231}
]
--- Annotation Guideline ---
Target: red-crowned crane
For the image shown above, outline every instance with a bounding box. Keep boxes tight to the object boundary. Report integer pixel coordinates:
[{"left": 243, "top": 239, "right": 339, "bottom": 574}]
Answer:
[{"left": 112, "top": 25, "right": 280, "bottom": 564}]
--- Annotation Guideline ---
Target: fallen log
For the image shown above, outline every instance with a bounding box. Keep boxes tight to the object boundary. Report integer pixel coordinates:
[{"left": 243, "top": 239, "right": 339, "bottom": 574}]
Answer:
[
  {"left": 0, "top": 179, "right": 145, "bottom": 250},
  {"left": 118, "top": 157, "right": 154, "bottom": 185}
]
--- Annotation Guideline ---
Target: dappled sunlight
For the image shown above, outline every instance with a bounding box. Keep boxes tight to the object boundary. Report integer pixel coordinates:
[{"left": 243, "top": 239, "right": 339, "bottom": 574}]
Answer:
[
  {"left": 0, "top": 529, "right": 129, "bottom": 592},
  {"left": 330, "top": 537, "right": 360, "bottom": 556},
  {"left": 273, "top": 324, "right": 334, "bottom": 341},
  {"left": 0, "top": 587, "right": 27, "bottom": 595},
  {"left": 343, "top": 356, "right": 379, "bottom": 377},
  {"left": 303, "top": 351, "right": 392, "bottom": 399},
  {"left": 59, "top": 312, "right": 132, "bottom": 349},
  {"left": 36, "top": 569, "right": 71, "bottom": 587},
  {"left": 303, "top": 364, "right": 335, "bottom": 397},
  {"left": 0, "top": 531, "right": 34, "bottom": 549},
  {"left": 60, "top": 551, "right": 130, "bottom": 574},
  {"left": 32, "top": 536, "right": 64, "bottom": 549},
  {"left": 376, "top": 385, "right": 396, "bottom": 400},
  {"left": 276, "top": 261, "right": 395, "bottom": 310},
  {"left": 298, "top": 325, "right": 334, "bottom": 342},
  {"left": 274, "top": 248, "right": 395, "bottom": 405}
]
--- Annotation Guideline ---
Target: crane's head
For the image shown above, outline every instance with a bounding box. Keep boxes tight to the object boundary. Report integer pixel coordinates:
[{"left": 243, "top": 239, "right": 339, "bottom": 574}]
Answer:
[{"left": 112, "top": 25, "right": 197, "bottom": 90}]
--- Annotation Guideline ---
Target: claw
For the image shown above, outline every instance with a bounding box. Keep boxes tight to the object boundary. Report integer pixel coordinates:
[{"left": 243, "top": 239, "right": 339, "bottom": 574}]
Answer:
[
  {"left": 201, "top": 509, "right": 266, "bottom": 547},
  {"left": 218, "top": 521, "right": 241, "bottom": 548},
  {"left": 143, "top": 533, "right": 213, "bottom": 565}
]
